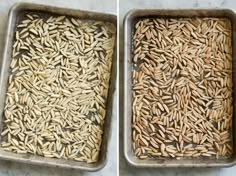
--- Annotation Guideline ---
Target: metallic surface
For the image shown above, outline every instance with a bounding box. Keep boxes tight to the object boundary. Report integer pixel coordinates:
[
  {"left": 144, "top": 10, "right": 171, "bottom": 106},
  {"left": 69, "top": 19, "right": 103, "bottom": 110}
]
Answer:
[
  {"left": 124, "top": 9, "right": 236, "bottom": 168},
  {"left": 0, "top": 2, "right": 117, "bottom": 171}
]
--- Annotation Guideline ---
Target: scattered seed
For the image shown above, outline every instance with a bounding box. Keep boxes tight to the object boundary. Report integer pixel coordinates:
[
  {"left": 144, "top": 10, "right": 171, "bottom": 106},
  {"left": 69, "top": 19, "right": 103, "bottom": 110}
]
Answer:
[
  {"left": 1, "top": 12, "right": 116, "bottom": 164},
  {"left": 132, "top": 17, "right": 233, "bottom": 160}
]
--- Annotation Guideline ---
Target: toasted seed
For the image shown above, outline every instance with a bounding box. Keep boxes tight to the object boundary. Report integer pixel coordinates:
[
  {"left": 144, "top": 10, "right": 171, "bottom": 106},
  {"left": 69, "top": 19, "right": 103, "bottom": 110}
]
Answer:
[{"left": 132, "top": 17, "right": 233, "bottom": 160}]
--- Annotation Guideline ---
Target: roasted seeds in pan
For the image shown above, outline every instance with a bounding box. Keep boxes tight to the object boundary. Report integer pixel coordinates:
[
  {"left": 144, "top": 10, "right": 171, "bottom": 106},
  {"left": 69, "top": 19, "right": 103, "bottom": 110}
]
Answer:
[{"left": 132, "top": 18, "right": 233, "bottom": 159}]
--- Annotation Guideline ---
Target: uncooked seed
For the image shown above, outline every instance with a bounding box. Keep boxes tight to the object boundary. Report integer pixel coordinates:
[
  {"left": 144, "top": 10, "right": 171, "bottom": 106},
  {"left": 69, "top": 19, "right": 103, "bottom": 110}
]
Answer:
[
  {"left": 1, "top": 13, "right": 115, "bottom": 164},
  {"left": 132, "top": 17, "right": 233, "bottom": 160}
]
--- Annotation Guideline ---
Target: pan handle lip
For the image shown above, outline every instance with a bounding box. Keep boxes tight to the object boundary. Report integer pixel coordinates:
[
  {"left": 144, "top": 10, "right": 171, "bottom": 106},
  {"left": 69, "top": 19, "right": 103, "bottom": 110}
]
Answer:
[
  {"left": 123, "top": 151, "right": 236, "bottom": 168},
  {"left": 123, "top": 8, "right": 236, "bottom": 19},
  {"left": 9, "top": 2, "right": 118, "bottom": 20}
]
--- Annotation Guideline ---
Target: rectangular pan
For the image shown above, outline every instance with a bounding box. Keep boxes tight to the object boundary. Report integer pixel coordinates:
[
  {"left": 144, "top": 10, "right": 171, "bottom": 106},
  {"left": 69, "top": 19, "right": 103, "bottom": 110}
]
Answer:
[
  {"left": 124, "top": 9, "right": 236, "bottom": 167},
  {"left": 0, "top": 2, "right": 117, "bottom": 171}
]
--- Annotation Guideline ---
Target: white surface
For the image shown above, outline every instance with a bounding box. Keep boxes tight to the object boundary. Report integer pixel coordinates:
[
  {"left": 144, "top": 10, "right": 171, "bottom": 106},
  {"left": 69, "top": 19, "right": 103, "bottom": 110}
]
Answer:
[
  {"left": 0, "top": 0, "right": 117, "bottom": 176},
  {"left": 119, "top": 0, "right": 236, "bottom": 176}
]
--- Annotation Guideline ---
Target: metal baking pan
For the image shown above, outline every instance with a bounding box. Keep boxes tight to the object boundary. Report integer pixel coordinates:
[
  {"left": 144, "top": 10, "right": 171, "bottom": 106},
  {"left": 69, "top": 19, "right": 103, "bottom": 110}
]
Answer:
[
  {"left": 0, "top": 2, "right": 117, "bottom": 171},
  {"left": 124, "top": 9, "right": 236, "bottom": 167}
]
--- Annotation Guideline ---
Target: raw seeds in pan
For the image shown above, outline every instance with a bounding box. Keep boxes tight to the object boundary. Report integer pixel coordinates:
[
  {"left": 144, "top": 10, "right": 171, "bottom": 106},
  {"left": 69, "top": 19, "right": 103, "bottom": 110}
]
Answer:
[
  {"left": 1, "top": 13, "right": 115, "bottom": 163},
  {"left": 132, "top": 18, "right": 233, "bottom": 159}
]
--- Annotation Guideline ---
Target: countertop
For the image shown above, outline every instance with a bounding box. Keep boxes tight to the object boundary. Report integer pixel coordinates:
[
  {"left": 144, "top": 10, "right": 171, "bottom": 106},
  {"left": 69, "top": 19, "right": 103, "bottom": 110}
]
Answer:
[
  {"left": 0, "top": 0, "right": 117, "bottom": 176},
  {"left": 119, "top": 0, "right": 236, "bottom": 176}
]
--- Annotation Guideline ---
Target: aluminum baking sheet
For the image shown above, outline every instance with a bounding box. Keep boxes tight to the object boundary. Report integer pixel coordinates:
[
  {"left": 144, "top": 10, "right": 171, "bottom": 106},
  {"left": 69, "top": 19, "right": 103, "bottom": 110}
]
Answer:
[
  {"left": 0, "top": 2, "right": 117, "bottom": 171},
  {"left": 124, "top": 9, "right": 236, "bottom": 168}
]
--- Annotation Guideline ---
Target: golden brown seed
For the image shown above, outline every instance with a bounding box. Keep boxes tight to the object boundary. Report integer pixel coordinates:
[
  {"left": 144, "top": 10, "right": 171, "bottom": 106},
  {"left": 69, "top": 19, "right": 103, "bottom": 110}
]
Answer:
[{"left": 132, "top": 17, "right": 233, "bottom": 159}]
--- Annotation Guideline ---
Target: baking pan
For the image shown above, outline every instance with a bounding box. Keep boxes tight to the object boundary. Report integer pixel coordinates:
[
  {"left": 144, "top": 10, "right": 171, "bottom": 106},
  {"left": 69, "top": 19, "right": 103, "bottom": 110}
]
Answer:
[
  {"left": 124, "top": 9, "right": 236, "bottom": 167},
  {"left": 0, "top": 2, "right": 117, "bottom": 171}
]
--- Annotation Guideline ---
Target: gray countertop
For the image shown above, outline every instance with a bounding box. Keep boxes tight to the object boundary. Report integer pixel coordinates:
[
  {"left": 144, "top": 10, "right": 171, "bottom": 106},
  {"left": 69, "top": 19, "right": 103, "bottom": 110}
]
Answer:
[
  {"left": 0, "top": 0, "right": 117, "bottom": 176},
  {"left": 119, "top": 0, "right": 236, "bottom": 176}
]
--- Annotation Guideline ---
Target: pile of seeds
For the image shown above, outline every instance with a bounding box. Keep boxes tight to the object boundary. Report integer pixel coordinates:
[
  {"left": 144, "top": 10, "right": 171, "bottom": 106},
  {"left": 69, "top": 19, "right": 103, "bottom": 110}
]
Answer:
[
  {"left": 0, "top": 13, "right": 115, "bottom": 163},
  {"left": 132, "top": 18, "right": 233, "bottom": 159}
]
